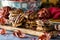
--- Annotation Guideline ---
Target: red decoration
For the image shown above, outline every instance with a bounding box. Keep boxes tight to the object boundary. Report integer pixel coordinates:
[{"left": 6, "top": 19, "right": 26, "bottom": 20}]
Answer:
[
  {"left": 38, "top": 32, "right": 51, "bottom": 40},
  {"left": 0, "top": 6, "right": 11, "bottom": 24},
  {"left": 0, "top": 9, "right": 5, "bottom": 24},
  {"left": 13, "top": 30, "right": 25, "bottom": 38},
  {"left": 0, "top": 29, "right": 6, "bottom": 35},
  {"left": 39, "top": 35, "right": 46, "bottom": 40},
  {"left": 3, "top": 6, "right": 11, "bottom": 19},
  {"left": 49, "top": 7, "right": 60, "bottom": 19},
  {"left": 38, "top": 8, "right": 51, "bottom": 19}
]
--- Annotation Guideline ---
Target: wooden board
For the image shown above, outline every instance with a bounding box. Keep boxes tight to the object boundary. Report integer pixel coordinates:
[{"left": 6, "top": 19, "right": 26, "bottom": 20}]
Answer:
[
  {"left": 0, "top": 25, "right": 44, "bottom": 37},
  {"left": 50, "top": 19, "right": 60, "bottom": 22}
]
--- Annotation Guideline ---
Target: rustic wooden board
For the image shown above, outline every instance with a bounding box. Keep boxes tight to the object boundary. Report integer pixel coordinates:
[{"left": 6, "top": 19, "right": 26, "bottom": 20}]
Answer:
[
  {"left": 0, "top": 25, "right": 44, "bottom": 37},
  {"left": 50, "top": 19, "right": 60, "bottom": 22}
]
